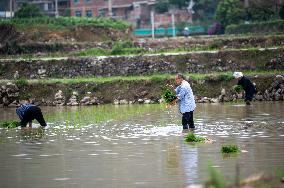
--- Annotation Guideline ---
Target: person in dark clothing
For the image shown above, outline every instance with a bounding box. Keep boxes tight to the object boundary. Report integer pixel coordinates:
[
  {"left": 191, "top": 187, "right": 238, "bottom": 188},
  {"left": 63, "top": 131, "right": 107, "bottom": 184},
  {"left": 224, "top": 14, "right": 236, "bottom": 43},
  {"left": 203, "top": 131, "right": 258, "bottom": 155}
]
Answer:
[
  {"left": 233, "top": 72, "right": 256, "bottom": 105},
  {"left": 16, "top": 103, "right": 47, "bottom": 128}
]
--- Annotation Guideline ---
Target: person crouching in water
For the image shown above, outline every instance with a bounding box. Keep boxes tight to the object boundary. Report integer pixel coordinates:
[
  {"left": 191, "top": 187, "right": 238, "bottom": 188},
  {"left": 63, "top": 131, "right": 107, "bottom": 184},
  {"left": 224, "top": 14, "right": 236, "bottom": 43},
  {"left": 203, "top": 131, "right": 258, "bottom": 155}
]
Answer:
[
  {"left": 175, "top": 73, "right": 196, "bottom": 131},
  {"left": 16, "top": 103, "right": 47, "bottom": 128},
  {"left": 233, "top": 72, "right": 256, "bottom": 105}
]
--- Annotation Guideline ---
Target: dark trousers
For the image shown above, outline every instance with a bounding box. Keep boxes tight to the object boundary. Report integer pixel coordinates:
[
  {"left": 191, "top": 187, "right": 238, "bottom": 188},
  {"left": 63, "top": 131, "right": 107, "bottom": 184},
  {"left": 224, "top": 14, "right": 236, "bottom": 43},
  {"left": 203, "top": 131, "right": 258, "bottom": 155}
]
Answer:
[
  {"left": 182, "top": 111, "right": 194, "bottom": 129},
  {"left": 20, "top": 106, "right": 47, "bottom": 127}
]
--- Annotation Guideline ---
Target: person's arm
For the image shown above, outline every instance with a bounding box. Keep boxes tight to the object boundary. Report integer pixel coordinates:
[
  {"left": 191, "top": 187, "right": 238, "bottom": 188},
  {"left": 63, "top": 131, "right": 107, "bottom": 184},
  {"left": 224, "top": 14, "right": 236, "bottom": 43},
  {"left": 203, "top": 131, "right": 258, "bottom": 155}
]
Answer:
[
  {"left": 28, "top": 121, "right": 32, "bottom": 128},
  {"left": 176, "top": 86, "right": 186, "bottom": 101},
  {"left": 20, "top": 119, "right": 28, "bottom": 128}
]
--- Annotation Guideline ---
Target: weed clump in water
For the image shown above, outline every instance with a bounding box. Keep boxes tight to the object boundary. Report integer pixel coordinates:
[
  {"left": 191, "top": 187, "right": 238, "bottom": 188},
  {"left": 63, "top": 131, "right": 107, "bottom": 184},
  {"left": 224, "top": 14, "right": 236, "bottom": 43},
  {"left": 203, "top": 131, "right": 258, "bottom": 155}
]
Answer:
[
  {"left": 221, "top": 144, "right": 240, "bottom": 153},
  {"left": 185, "top": 132, "right": 205, "bottom": 143},
  {"left": 0, "top": 121, "right": 20, "bottom": 128}
]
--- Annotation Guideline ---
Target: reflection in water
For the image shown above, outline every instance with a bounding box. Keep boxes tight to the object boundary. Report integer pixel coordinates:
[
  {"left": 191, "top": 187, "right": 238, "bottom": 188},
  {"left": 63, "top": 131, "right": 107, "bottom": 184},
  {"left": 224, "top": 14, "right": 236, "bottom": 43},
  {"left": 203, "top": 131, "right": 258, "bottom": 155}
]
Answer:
[
  {"left": 181, "top": 144, "right": 198, "bottom": 185},
  {"left": 0, "top": 102, "right": 283, "bottom": 188}
]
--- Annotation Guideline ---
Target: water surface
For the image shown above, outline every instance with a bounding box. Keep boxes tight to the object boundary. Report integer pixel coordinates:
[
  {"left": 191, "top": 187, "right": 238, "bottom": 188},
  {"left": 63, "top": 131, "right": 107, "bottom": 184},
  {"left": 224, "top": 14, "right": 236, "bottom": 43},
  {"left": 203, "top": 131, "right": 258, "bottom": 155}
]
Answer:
[{"left": 0, "top": 102, "right": 283, "bottom": 188}]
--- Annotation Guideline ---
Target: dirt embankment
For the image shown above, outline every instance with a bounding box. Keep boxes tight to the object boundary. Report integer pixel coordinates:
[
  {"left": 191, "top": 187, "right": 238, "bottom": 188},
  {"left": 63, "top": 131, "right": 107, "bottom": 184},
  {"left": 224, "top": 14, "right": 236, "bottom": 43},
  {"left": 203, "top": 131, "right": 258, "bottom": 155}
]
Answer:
[{"left": 0, "top": 24, "right": 131, "bottom": 43}]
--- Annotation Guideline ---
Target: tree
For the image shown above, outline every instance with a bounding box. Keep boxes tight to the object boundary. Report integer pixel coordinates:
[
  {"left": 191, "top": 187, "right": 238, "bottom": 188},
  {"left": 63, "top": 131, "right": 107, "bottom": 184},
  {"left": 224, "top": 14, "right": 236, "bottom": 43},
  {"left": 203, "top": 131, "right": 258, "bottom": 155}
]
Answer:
[
  {"left": 14, "top": 3, "right": 44, "bottom": 18},
  {"left": 215, "top": 0, "right": 246, "bottom": 26},
  {"left": 246, "top": 0, "right": 277, "bottom": 21},
  {"left": 194, "top": 0, "right": 221, "bottom": 23},
  {"left": 168, "top": 0, "right": 188, "bottom": 9},
  {"left": 280, "top": 5, "right": 284, "bottom": 19},
  {"left": 155, "top": 0, "right": 169, "bottom": 13}
]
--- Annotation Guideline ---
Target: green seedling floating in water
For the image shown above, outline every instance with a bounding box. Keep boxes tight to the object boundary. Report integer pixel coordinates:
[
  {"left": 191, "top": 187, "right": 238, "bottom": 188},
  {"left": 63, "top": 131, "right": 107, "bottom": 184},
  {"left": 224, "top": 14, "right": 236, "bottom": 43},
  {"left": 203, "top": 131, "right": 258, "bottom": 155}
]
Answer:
[
  {"left": 0, "top": 121, "right": 20, "bottom": 128},
  {"left": 221, "top": 144, "right": 240, "bottom": 153},
  {"left": 185, "top": 132, "right": 205, "bottom": 143},
  {"left": 233, "top": 85, "right": 244, "bottom": 93},
  {"left": 161, "top": 88, "right": 177, "bottom": 104}
]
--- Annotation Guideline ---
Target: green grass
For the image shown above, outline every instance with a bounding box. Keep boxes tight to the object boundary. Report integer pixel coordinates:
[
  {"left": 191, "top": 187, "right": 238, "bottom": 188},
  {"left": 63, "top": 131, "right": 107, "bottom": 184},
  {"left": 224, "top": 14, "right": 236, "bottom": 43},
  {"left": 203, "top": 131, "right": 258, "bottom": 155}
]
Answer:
[
  {"left": 0, "top": 17, "right": 130, "bottom": 30},
  {"left": 45, "top": 104, "right": 164, "bottom": 127},
  {"left": 206, "top": 163, "right": 228, "bottom": 188},
  {"left": 185, "top": 132, "right": 206, "bottom": 143},
  {"left": 14, "top": 78, "right": 29, "bottom": 87},
  {"left": 221, "top": 144, "right": 240, "bottom": 153},
  {"left": 0, "top": 121, "right": 20, "bottom": 128},
  {"left": 2, "top": 43, "right": 284, "bottom": 60},
  {"left": 0, "top": 70, "right": 282, "bottom": 85}
]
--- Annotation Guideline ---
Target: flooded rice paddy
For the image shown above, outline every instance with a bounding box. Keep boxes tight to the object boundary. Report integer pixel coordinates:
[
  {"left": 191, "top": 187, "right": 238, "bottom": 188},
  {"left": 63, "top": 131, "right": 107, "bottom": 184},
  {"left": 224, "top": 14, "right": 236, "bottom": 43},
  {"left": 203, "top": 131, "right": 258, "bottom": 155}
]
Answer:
[{"left": 0, "top": 102, "right": 284, "bottom": 188}]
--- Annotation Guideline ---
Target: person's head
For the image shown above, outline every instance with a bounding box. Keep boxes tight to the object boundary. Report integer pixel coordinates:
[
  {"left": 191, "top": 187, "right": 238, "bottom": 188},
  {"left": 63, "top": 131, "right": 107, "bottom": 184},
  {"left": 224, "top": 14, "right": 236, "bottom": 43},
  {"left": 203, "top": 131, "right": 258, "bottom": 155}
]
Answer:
[
  {"left": 233, "top": 72, "right": 243, "bottom": 80},
  {"left": 184, "top": 27, "right": 189, "bottom": 31},
  {"left": 175, "top": 73, "right": 185, "bottom": 85}
]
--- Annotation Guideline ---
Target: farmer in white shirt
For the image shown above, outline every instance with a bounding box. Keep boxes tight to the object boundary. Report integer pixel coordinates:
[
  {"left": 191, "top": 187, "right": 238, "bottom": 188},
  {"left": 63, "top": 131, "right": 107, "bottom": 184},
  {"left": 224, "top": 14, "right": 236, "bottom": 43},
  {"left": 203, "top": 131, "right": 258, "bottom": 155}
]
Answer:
[{"left": 175, "top": 73, "right": 196, "bottom": 130}]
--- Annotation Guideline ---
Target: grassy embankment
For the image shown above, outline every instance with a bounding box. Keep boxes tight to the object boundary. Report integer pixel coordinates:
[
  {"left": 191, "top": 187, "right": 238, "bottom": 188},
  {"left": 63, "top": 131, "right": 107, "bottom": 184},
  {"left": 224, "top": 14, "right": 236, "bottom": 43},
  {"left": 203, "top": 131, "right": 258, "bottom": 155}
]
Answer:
[
  {"left": 2, "top": 40, "right": 284, "bottom": 60},
  {"left": 0, "top": 70, "right": 281, "bottom": 86}
]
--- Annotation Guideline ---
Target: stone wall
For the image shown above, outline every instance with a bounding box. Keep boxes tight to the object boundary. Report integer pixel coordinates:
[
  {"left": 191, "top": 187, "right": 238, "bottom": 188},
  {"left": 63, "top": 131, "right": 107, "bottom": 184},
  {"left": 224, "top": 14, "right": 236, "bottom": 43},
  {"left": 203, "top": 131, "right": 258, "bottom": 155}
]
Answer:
[
  {"left": 1, "top": 75, "right": 283, "bottom": 107},
  {"left": 0, "top": 48, "right": 283, "bottom": 79}
]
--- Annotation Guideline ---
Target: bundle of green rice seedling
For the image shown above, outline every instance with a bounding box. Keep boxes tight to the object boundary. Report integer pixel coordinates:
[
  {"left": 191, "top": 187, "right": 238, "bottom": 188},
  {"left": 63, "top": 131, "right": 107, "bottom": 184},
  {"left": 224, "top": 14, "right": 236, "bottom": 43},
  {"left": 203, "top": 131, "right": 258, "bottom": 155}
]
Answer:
[
  {"left": 233, "top": 85, "right": 243, "bottom": 93},
  {"left": 185, "top": 132, "right": 205, "bottom": 143},
  {"left": 161, "top": 88, "right": 177, "bottom": 104},
  {"left": 0, "top": 121, "right": 20, "bottom": 128},
  {"left": 221, "top": 144, "right": 240, "bottom": 153}
]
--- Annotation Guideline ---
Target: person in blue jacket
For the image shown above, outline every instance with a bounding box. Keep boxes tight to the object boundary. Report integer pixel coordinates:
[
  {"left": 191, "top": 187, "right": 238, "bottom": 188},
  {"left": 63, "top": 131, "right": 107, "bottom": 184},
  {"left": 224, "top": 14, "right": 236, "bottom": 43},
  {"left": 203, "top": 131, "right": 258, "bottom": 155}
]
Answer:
[
  {"left": 175, "top": 73, "right": 196, "bottom": 130},
  {"left": 16, "top": 103, "right": 47, "bottom": 128}
]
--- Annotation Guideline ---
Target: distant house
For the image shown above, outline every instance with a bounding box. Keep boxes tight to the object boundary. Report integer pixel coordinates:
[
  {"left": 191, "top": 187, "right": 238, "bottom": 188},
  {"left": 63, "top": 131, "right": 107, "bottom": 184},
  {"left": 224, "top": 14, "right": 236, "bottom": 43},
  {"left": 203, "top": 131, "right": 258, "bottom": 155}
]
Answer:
[
  {"left": 69, "top": 0, "right": 191, "bottom": 28},
  {"left": 0, "top": 0, "right": 14, "bottom": 18},
  {"left": 70, "top": 0, "right": 106, "bottom": 18},
  {"left": 12, "top": 0, "right": 70, "bottom": 17}
]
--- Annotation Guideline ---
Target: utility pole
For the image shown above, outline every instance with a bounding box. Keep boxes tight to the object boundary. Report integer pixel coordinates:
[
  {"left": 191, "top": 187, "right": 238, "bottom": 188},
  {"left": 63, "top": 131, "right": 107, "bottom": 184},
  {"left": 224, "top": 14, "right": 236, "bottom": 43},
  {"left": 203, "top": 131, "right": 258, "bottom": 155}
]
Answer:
[
  {"left": 55, "top": 0, "right": 58, "bottom": 18},
  {"left": 171, "top": 13, "right": 176, "bottom": 37},
  {"left": 151, "top": 11, "right": 155, "bottom": 39},
  {"left": 10, "top": 0, "right": 13, "bottom": 18},
  {"left": 108, "top": 0, "right": 112, "bottom": 17}
]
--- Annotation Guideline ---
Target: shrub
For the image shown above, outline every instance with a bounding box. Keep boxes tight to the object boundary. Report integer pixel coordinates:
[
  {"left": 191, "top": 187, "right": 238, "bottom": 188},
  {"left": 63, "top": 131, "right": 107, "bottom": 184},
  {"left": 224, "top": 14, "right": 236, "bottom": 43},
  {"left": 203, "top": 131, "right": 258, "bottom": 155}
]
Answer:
[
  {"left": 226, "top": 20, "right": 284, "bottom": 34},
  {"left": 154, "top": 0, "right": 169, "bottom": 13},
  {"left": 280, "top": 5, "right": 284, "bottom": 19},
  {"left": 215, "top": 0, "right": 246, "bottom": 26},
  {"left": 221, "top": 144, "right": 240, "bottom": 153},
  {"left": 207, "top": 22, "right": 224, "bottom": 35},
  {"left": 185, "top": 132, "right": 205, "bottom": 143},
  {"left": 14, "top": 3, "right": 44, "bottom": 18}
]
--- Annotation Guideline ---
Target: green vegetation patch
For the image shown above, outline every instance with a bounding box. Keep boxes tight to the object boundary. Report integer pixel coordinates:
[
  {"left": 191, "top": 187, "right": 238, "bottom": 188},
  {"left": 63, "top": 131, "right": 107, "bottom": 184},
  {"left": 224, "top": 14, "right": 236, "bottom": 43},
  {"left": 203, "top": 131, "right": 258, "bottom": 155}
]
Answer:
[
  {"left": 15, "top": 78, "right": 29, "bottom": 87},
  {"left": 206, "top": 164, "right": 228, "bottom": 188},
  {"left": 0, "top": 121, "right": 20, "bottom": 128},
  {"left": 226, "top": 20, "right": 284, "bottom": 34},
  {"left": 221, "top": 144, "right": 240, "bottom": 153},
  {"left": 185, "top": 132, "right": 206, "bottom": 143},
  {"left": 0, "top": 17, "right": 130, "bottom": 30}
]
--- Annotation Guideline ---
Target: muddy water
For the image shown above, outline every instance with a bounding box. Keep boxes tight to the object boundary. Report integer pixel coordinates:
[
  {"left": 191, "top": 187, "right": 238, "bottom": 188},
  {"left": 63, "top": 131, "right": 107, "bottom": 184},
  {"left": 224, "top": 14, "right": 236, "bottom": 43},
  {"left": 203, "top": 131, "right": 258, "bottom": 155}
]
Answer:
[{"left": 0, "top": 102, "right": 283, "bottom": 188}]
